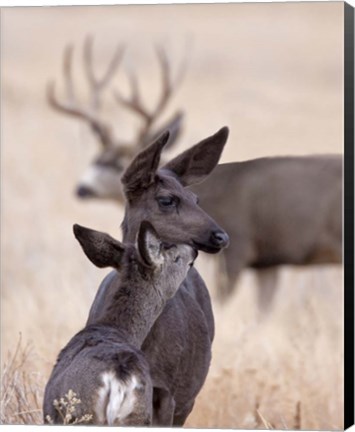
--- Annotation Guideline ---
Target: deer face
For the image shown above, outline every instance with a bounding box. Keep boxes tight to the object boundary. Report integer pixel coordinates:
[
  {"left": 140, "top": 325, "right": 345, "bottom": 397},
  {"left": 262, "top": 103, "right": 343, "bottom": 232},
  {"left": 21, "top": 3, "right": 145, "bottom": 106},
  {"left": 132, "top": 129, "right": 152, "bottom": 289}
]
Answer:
[
  {"left": 123, "top": 172, "right": 228, "bottom": 254},
  {"left": 137, "top": 221, "right": 197, "bottom": 298},
  {"left": 73, "top": 221, "right": 196, "bottom": 300},
  {"left": 76, "top": 147, "right": 131, "bottom": 202},
  {"left": 121, "top": 128, "right": 230, "bottom": 254}
]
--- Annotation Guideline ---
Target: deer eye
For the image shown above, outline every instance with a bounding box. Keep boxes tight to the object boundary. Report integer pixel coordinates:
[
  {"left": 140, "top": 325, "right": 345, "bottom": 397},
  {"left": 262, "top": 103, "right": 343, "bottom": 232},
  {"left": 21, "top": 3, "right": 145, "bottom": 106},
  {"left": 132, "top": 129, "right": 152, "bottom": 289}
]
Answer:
[
  {"left": 157, "top": 196, "right": 177, "bottom": 209},
  {"left": 174, "top": 256, "right": 181, "bottom": 264}
]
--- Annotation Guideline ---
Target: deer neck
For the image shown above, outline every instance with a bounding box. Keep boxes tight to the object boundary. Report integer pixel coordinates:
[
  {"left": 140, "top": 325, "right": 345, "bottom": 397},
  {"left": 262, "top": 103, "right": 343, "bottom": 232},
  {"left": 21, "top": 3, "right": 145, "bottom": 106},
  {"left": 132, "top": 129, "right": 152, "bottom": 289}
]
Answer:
[{"left": 98, "top": 270, "right": 165, "bottom": 348}]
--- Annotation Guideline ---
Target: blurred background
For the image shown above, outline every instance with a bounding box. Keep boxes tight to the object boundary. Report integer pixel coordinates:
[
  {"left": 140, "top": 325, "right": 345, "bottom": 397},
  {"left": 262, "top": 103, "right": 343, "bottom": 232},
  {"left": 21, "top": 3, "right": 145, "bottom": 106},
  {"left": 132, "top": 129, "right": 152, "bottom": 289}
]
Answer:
[{"left": 1, "top": 2, "right": 343, "bottom": 428}]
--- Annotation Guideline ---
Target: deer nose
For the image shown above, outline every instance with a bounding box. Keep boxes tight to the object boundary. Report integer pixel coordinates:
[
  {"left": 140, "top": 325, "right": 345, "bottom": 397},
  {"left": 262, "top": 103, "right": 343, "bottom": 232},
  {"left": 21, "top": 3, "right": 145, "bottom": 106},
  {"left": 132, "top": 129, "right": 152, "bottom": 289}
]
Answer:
[
  {"left": 211, "top": 230, "right": 229, "bottom": 248},
  {"left": 76, "top": 185, "right": 95, "bottom": 198}
]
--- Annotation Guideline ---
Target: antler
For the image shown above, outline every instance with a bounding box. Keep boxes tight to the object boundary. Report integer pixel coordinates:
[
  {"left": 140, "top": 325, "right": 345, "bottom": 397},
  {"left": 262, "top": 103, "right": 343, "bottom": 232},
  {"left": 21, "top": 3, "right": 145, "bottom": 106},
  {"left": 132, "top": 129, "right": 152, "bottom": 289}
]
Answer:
[
  {"left": 83, "top": 35, "right": 125, "bottom": 111},
  {"left": 47, "top": 36, "right": 125, "bottom": 148},
  {"left": 114, "top": 44, "right": 187, "bottom": 149}
]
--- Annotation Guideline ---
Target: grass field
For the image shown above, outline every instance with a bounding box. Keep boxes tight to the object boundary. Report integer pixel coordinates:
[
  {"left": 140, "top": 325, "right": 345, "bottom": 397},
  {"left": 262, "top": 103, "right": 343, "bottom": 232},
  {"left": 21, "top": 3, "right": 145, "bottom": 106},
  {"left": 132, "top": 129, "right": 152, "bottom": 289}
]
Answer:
[{"left": 1, "top": 3, "right": 344, "bottom": 428}]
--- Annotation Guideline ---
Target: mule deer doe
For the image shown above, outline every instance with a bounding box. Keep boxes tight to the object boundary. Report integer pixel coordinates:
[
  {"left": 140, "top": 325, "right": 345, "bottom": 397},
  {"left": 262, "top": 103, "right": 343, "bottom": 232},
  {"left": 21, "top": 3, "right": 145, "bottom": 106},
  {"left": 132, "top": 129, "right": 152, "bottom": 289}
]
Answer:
[
  {"left": 86, "top": 128, "right": 230, "bottom": 425},
  {"left": 43, "top": 220, "right": 196, "bottom": 425},
  {"left": 48, "top": 40, "right": 343, "bottom": 311}
]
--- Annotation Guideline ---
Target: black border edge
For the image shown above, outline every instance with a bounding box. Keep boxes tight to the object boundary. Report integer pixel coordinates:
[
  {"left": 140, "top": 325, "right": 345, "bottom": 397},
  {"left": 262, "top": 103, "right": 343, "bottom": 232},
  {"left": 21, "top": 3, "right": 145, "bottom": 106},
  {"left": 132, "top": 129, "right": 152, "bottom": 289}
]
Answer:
[{"left": 344, "top": 1, "right": 355, "bottom": 430}]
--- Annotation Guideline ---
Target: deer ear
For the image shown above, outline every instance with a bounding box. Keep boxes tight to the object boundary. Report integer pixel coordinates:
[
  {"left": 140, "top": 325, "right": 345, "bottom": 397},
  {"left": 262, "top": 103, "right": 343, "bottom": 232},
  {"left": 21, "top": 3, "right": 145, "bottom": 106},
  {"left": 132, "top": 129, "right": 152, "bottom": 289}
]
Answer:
[
  {"left": 121, "top": 131, "right": 170, "bottom": 200},
  {"left": 73, "top": 224, "right": 125, "bottom": 269},
  {"left": 137, "top": 221, "right": 163, "bottom": 267},
  {"left": 144, "top": 111, "right": 184, "bottom": 151},
  {"left": 162, "top": 126, "right": 229, "bottom": 186}
]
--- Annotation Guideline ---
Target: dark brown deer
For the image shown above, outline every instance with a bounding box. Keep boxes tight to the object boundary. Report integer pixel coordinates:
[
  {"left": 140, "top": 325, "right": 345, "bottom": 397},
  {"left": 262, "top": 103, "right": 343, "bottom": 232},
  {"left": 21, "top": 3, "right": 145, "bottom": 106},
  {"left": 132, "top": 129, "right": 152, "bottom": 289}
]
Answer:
[
  {"left": 43, "top": 220, "right": 196, "bottom": 426},
  {"left": 48, "top": 36, "right": 186, "bottom": 201},
  {"left": 86, "top": 128, "right": 230, "bottom": 426}
]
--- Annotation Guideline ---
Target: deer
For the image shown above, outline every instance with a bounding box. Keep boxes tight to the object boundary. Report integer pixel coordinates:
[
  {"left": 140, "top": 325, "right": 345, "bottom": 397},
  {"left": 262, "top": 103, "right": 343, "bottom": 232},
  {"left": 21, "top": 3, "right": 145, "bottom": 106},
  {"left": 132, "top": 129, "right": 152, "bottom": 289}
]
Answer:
[
  {"left": 84, "top": 127, "right": 230, "bottom": 426},
  {"left": 192, "top": 154, "right": 342, "bottom": 299},
  {"left": 47, "top": 36, "right": 186, "bottom": 201},
  {"left": 43, "top": 220, "right": 197, "bottom": 426},
  {"left": 48, "top": 40, "right": 342, "bottom": 311}
]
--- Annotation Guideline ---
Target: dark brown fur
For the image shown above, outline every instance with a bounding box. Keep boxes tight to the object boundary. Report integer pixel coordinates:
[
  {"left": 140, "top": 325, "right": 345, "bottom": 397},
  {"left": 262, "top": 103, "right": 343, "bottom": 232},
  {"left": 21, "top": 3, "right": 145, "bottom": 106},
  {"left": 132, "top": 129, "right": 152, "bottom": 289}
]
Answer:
[
  {"left": 44, "top": 221, "right": 195, "bottom": 426},
  {"left": 87, "top": 128, "right": 230, "bottom": 425},
  {"left": 43, "top": 324, "right": 152, "bottom": 425}
]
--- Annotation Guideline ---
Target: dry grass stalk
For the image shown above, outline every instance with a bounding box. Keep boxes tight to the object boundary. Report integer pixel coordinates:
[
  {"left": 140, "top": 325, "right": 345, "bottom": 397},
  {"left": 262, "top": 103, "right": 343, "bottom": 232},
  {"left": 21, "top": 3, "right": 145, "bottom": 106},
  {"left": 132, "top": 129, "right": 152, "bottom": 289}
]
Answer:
[
  {"left": 256, "top": 408, "right": 274, "bottom": 430},
  {"left": 1, "top": 334, "right": 43, "bottom": 425},
  {"left": 294, "top": 401, "right": 302, "bottom": 430}
]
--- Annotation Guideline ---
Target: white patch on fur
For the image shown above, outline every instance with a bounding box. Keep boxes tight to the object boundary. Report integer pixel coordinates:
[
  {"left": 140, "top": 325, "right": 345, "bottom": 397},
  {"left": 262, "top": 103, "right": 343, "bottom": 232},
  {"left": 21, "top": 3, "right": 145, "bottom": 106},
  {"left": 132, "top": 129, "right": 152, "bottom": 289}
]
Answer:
[
  {"left": 95, "top": 371, "right": 140, "bottom": 425},
  {"left": 79, "top": 165, "right": 122, "bottom": 198},
  {"left": 80, "top": 165, "right": 105, "bottom": 192}
]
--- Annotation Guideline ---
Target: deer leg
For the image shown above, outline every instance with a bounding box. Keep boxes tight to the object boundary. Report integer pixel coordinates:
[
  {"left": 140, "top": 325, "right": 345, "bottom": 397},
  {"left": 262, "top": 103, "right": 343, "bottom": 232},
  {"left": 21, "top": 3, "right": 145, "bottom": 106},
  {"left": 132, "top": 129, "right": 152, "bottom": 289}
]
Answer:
[
  {"left": 152, "top": 386, "right": 175, "bottom": 426},
  {"left": 216, "top": 243, "right": 251, "bottom": 301},
  {"left": 172, "top": 401, "right": 195, "bottom": 426},
  {"left": 255, "top": 267, "right": 279, "bottom": 315},
  {"left": 308, "top": 233, "right": 342, "bottom": 264}
]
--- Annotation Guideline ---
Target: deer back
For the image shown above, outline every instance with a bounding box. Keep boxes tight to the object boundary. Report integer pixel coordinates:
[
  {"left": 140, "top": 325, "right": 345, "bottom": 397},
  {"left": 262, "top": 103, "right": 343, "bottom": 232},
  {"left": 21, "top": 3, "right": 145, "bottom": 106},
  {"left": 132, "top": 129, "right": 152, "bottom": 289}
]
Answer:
[
  {"left": 191, "top": 155, "right": 342, "bottom": 266},
  {"left": 43, "top": 324, "right": 153, "bottom": 426},
  {"left": 44, "top": 221, "right": 196, "bottom": 426}
]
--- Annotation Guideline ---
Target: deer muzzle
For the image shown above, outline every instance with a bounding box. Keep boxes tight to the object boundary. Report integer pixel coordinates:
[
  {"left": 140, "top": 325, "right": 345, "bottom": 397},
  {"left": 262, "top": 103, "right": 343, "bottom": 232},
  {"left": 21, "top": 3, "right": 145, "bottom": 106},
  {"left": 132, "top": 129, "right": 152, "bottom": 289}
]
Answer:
[
  {"left": 192, "top": 229, "right": 229, "bottom": 254},
  {"left": 210, "top": 230, "right": 230, "bottom": 249}
]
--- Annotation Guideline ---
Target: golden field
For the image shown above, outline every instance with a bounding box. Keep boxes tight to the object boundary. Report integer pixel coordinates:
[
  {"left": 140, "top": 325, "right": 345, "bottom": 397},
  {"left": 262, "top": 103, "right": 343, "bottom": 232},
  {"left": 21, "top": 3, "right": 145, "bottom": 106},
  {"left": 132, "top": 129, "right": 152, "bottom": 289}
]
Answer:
[{"left": 1, "top": 3, "right": 344, "bottom": 429}]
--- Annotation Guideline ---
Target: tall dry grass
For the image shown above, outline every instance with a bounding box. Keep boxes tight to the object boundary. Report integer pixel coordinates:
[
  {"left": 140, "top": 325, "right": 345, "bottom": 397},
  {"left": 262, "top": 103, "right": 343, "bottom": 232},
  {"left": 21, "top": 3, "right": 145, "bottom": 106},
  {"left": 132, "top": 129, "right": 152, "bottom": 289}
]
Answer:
[
  {"left": 1, "top": 336, "right": 43, "bottom": 424},
  {"left": 1, "top": 3, "right": 344, "bottom": 428}
]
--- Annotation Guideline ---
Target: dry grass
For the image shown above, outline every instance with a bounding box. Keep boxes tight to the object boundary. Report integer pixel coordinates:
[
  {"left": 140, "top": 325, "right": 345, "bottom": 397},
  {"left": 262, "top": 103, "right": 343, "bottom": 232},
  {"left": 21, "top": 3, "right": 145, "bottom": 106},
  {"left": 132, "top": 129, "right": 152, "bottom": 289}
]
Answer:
[
  {"left": 1, "top": 3, "right": 344, "bottom": 429},
  {"left": 185, "top": 266, "right": 343, "bottom": 429},
  {"left": 45, "top": 390, "right": 93, "bottom": 425},
  {"left": 1, "top": 335, "right": 43, "bottom": 424}
]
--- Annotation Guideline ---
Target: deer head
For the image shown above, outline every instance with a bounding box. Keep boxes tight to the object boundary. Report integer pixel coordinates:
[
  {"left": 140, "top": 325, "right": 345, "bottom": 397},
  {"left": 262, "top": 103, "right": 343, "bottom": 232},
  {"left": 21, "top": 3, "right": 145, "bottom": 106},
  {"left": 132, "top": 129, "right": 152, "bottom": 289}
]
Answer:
[
  {"left": 121, "top": 127, "right": 230, "bottom": 254},
  {"left": 73, "top": 220, "right": 197, "bottom": 346},
  {"left": 48, "top": 36, "right": 186, "bottom": 202}
]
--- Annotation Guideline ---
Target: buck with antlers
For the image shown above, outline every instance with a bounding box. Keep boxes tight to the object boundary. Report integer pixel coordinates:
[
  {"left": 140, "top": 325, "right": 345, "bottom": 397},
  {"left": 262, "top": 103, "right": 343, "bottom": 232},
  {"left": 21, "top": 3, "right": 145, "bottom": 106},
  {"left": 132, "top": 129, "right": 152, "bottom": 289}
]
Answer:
[
  {"left": 49, "top": 39, "right": 342, "bottom": 310},
  {"left": 43, "top": 221, "right": 197, "bottom": 425},
  {"left": 48, "top": 36, "right": 185, "bottom": 200}
]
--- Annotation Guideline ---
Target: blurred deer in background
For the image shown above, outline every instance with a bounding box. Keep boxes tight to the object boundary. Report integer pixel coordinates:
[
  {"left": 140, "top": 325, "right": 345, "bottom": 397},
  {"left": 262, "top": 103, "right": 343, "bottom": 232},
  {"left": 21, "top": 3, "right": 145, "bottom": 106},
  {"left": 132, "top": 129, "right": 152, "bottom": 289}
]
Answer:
[
  {"left": 191, "top": 154, "right": 342, "bottom": 309},
  {"left": 48, "top": 35, "right": 186, "bottom": 201},
  {"left": 48, "top": 38, "right": 343, "bottom": 312}
]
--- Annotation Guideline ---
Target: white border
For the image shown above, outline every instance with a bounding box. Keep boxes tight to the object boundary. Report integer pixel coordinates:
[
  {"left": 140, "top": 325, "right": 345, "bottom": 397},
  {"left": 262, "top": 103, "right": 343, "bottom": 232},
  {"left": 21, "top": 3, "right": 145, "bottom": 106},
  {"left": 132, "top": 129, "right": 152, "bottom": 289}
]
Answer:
[{"left": 0, "top": 0, "right": 354, "bottom": 8}]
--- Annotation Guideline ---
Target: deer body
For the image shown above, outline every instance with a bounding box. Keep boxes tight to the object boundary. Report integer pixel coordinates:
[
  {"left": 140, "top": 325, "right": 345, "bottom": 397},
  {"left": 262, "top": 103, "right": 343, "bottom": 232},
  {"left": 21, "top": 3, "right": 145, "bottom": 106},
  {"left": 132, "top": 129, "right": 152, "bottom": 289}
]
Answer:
[
  {"left": 43, "top": 324, "right": 152, "bottom": 425},
  {"left": 86, "top": 128, "right": 230, "bottom": 425},
  {"left": 43, "top": 221, "right": 196, "bottom": 426},
  {"left": 190, "top": 154, "right": 342, "bottom": 301},
  {"left": 89, "top": 266, "right": 213, "bottom": 425}
]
